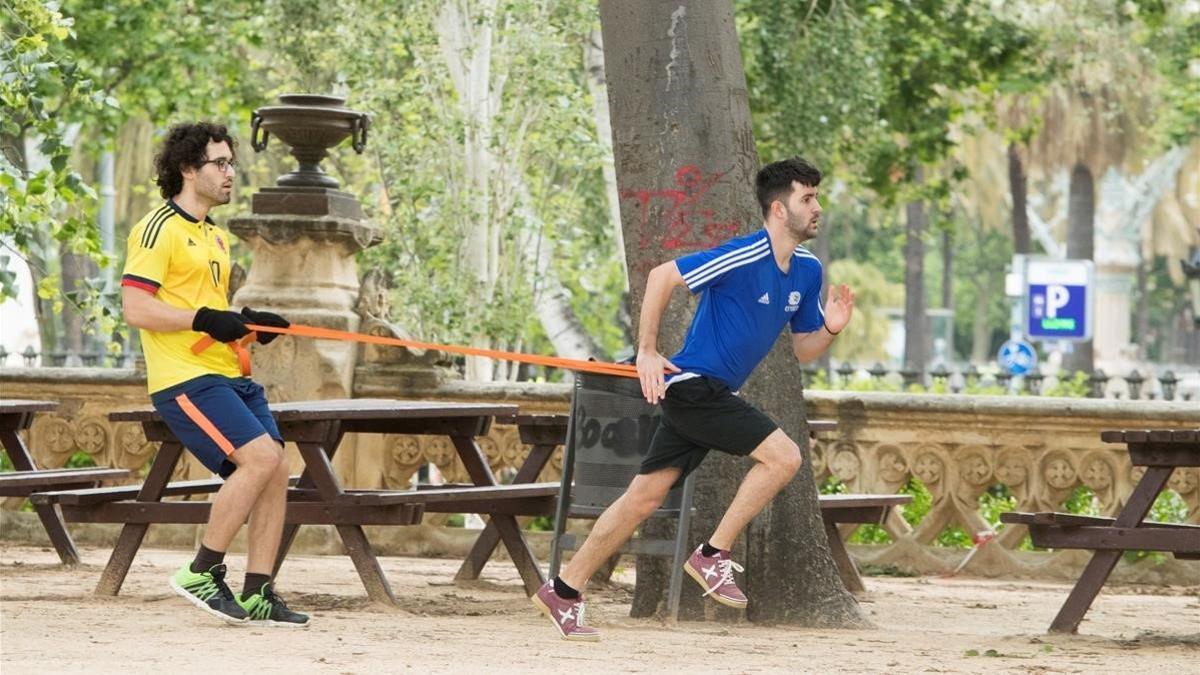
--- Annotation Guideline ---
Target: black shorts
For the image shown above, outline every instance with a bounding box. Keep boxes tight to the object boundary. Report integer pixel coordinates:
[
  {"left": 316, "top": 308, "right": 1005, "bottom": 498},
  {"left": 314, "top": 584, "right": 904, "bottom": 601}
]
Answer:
[{"left": 638, "top": 376, "right": 779, "bottom": 479}]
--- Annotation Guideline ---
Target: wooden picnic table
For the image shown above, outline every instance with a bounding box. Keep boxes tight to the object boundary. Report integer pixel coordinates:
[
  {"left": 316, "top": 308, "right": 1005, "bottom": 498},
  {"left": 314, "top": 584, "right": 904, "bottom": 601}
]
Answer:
[
  {"left": 1000, "top": 428, "right": 1200, "bottom": 633},
  {"left": 35, "top": 399, "right": 559, "bottom": 604},
  {"left": 0, "top": 400, "right": 131, "bottom": 564}
]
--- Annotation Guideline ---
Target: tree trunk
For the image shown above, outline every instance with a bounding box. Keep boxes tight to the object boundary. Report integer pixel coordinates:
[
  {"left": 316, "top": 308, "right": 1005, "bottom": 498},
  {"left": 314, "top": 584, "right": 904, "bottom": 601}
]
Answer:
[
  {"left": 583, "top": 27, "right": 635, "bottom": 349},
  {"left": 941, "top": 226, "right": 952, "bottom": 310},
  {"left": 1008, "top": 143, "right": 1031, "bottom": 255},
  {"left": 903, "top": 167, "right": 928, "bottom": 375},
  {"left": 515, "top": 182, "right": 605, "bottom": 360},
  {"left": 811, "top": 227, "right": 833, "bottom": 372},
  {"left": 971, "top": 275, "right": 992, "bottom": 364},
  {"left": 600, "top": 0, "right": 867, "bottom": 628},
  {"left": 436, "top": 0, "right": 500, "bottom": 381},
  {"left": 1063, "top": 162, "right": 1094, "bottom": 374}
]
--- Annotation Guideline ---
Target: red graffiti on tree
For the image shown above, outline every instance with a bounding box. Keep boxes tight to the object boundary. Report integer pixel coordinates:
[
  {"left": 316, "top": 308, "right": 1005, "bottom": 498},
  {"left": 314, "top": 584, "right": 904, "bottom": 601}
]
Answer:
[{"left": 621, "top": 165, "right": 741, "bottom": 250}]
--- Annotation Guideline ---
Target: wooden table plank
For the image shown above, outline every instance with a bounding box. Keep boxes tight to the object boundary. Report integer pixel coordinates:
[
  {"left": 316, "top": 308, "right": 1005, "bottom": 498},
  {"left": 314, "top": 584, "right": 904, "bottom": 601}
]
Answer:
[
  {"left": 0, "top": 400, "right": 59, "bottom": 414},
  {"left": 109, "top": 399, "right": 519, "bottom": 422}
]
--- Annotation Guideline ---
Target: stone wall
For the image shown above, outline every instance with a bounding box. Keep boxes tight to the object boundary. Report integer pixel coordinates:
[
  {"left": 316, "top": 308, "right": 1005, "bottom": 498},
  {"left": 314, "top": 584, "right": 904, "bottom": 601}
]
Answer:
[{"left": 2, "top": 368, "right": 1197, "bottom": 583}]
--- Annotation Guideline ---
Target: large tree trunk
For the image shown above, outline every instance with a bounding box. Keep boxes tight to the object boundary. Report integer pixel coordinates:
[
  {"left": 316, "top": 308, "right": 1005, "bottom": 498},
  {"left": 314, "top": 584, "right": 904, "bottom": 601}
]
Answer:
[
  {"left": 1063, "top": 162, "right": 1095, "bottom": 374},
  {"left": 903, "top": 167, "right": 928, "bottom": 375},
  {"left": 1008, "top": 143, "right": 1031, "bottom": 255},
  {"left": 599, "top": 0, "right": 867, "bottom": 628}
]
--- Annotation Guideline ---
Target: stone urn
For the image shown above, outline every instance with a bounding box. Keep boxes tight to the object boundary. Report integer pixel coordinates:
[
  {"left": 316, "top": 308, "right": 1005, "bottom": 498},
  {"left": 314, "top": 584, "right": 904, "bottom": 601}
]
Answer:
[
  {"left": 250, "top": 93, "right": 370, "bottom": 189},
  {"left": 229, "top": 93, "right": 380, "bottom": 405}
]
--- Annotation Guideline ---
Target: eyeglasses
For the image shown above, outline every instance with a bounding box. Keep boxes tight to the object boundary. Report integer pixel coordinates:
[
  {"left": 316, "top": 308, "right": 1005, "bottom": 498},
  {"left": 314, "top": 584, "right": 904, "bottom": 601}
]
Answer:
[{"left": 201, "top": 157, "right": 238, "bottom": 173}]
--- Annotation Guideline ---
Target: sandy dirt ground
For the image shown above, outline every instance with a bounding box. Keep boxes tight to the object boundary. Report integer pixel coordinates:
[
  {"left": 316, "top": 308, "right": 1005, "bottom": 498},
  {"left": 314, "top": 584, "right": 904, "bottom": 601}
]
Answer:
[{"left": 0, "top": 543, "right": 1196, "bottom": 674}]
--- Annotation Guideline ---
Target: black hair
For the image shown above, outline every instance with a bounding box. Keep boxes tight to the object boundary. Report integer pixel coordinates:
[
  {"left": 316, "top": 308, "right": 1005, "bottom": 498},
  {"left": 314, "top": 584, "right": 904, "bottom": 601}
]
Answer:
[
  {"left": 755, "top": 157, "right": 822, "bottom": 217},
  {"left": 153, "top": 122, "right": 236, "bottom": 199}
]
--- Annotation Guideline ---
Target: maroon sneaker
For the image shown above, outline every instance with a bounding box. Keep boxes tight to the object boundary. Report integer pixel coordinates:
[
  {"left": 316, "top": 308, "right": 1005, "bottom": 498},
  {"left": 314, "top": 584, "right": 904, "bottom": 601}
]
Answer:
[
  {"left": 531, "top": 581, "right": 601, "bottom": 641},
  {"left": 683, "top": 545, "right": 748, "bottom": 609}
]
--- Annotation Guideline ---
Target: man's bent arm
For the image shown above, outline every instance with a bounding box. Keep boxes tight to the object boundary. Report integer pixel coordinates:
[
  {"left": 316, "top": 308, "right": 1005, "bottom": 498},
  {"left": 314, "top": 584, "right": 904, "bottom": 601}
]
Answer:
[
  {"left": 637, "top": 262, "right": 686, "bottom": 355},
  {"left": 791, "top": 327, "right": 836, "bottom": 363},
  {"left": 122, "top": 286, "right": 197, "bottom": 332},
  {"left": 635, "top": 261, "right": 686, "bottom": 402}
]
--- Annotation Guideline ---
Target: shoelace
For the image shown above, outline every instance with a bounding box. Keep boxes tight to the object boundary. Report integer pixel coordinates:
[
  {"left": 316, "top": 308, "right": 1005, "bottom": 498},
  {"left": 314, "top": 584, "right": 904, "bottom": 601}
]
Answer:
[
  {"left": 260, "top": 585, "right": 290, "bottom": 610},
  {"left": 208, "top": 567, "right": 238, "bottom": 602},
  {"left": 700, "top": 558, "right": 744, "bottom": 598},
  {"left": 574, "top": 601, "right": 588, "bottom": 626}
]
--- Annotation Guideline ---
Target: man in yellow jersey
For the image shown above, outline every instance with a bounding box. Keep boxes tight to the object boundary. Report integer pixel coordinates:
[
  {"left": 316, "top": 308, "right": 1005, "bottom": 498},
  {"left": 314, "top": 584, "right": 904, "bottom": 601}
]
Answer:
[{"left": 121, "top": 122, "right": 307, "bottom": 627}]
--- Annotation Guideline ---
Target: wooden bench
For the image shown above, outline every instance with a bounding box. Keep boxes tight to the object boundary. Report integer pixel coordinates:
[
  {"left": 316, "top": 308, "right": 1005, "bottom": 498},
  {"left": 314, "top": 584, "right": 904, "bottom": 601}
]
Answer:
[
  {"left": 0, "top": 467, "right": 132, "bottom": 496},
  {"left": 1, "top": 400, "right": 134, "bottom": 564},
  {"left": 820, "top": 493, "right": 913, "bottom": 593},
  {"left": 30, "top": 476, "right": 301, "bottom": 506},
  {"left": 1000, "top": 511, "right": 1200, "bottom": 560}
]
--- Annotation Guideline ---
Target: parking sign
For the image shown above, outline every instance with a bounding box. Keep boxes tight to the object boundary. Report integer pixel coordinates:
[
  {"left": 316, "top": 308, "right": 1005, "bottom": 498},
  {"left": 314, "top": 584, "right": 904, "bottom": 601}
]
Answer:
[{"left": 1025, "top": 259, "right": 1093, "bottom": 341}]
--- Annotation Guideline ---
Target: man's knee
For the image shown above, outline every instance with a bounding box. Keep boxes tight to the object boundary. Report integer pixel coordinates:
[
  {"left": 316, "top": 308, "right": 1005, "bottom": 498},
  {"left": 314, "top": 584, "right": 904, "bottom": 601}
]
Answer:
[
  {"left": 756, "top": 432, "right": 802, "bottom": 477},
  {"left": 623, "top": 473, "right": 675, "bottom": 520},
  {"left": 231, "top": 435, "right": 284, "bottom": 475}
]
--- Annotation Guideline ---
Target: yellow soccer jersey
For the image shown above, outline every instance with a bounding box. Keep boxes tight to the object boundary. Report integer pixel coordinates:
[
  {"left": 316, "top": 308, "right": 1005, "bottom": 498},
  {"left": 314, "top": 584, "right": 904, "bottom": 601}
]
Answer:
[{"left": 122, "top": 200, "right": 241, "bottom": 393}]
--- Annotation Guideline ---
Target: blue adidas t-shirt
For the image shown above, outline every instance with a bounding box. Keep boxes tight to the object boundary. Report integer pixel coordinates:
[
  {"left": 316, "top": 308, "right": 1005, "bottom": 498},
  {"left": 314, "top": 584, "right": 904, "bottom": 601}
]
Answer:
[{"left": 667, "top": 229, "right": 825, "bottom": 391}]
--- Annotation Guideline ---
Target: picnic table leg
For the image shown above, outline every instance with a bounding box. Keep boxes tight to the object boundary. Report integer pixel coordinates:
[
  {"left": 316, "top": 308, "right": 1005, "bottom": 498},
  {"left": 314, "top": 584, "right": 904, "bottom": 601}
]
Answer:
[
  {"left": 1048, "top": 466, "right": 1174, "bottom": 633},
  {"left": 96, "top": 441, "right": 183, "bottom": 596},
  {"left": 823, "top": 516, "right": 866, "bottom": 594},
  {"left": 33, "top": 502, "right": 82, "bottom": 565},
  {"left": 451, "top": 435, "right": 546, "bottom": 596},
  {"left": 455, "top": 442, "right": 555, "bottom": 583},
  {"left": 272, "top": 424, "right": 344, "bottom": 578},
  {"left": 0, "top": 427, "right": 83, "bottom": 565},
  {"left": 292, "top": 434, "right": 396, "bottom": 604}
]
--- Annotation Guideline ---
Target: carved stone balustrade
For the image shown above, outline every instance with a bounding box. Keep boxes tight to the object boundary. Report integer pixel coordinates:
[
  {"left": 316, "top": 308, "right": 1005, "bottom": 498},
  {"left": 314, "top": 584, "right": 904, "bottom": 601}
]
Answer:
[{"left": 2, "top": 369, "right": 1197, "bottom": 583}]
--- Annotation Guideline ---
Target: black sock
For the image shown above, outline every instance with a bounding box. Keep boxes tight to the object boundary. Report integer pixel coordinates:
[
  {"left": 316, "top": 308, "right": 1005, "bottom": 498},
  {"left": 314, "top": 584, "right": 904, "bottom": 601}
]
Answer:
[
  {"left": 553, "top": 576, "right": 580, "bottom": 599},
  {"left": 243, "top": 572, "right": 272, "bottom": 598},
  {"left": 701, "top": 542, "right": 721, "bottom": 557},
  {"left": 189, "top": 544, "right": 225, "bottom": 573}
]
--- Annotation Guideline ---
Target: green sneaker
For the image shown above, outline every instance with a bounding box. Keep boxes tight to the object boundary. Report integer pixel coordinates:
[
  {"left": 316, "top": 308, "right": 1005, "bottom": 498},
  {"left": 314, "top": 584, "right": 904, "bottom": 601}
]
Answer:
[
  {"left": 237, "top": 583, "right": 310, "bottom": 627},
  {"left": 169, "top": 562, "right": 248, "bottom": 625}
]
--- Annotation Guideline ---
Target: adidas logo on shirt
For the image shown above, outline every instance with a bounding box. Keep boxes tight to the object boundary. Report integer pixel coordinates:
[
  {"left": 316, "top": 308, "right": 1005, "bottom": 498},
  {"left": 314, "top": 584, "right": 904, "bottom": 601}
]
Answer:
[
  {"left": 187, "top": 239, "right": 197, "bottom": 246},
  {"left": 758, "top": 292, "right": 770, "bottom": 305}
]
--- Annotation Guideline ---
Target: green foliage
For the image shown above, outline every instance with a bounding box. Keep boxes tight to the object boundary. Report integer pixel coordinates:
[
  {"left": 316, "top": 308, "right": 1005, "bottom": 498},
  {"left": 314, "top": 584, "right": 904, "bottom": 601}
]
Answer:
[
  {"left": 1043, "top": 371, "right": 1090, "bottom": 398},
  {"left": 826, "top": 259, "right": 903, "bottom": 364},
  {"left": 64, "top": 449, "right": 94, "bottom": 468},
  {"left": 1127, "top": 0, "right": 1200, "bottom": 146},
  {"left": 1, "top": 0, "right": 105, "bottom": 301},
  {"left": 740, "top": 0, "right": 1043, "bottom": 204}
]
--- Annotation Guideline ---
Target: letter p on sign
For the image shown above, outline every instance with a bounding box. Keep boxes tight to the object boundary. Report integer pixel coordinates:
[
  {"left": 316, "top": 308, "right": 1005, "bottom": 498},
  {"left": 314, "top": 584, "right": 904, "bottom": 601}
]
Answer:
[{"left": 1046, "top": 285, "right": 1070, "bottom": 318}]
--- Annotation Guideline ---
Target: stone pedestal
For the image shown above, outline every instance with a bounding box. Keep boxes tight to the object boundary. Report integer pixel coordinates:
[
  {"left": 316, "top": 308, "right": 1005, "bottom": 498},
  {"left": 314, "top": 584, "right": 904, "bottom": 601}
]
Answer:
[{"left": 228, "top": 193, "right": 380, "bottom": 405}]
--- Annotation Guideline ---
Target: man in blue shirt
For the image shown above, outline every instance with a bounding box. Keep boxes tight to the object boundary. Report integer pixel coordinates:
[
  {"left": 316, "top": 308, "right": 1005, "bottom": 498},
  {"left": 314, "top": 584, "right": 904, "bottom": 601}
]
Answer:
[{"left": 533, "top": 157, "right": 855, "bottom": 641}]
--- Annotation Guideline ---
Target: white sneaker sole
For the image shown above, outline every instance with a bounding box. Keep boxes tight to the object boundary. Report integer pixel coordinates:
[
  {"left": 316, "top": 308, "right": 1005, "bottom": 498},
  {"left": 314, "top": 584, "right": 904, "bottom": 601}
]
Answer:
[
  {"left": 246, "top": 618, "right": 310, "bottom": 629},
  {"left": 169, "top": 577, "right": 249, "bottom": 626}
]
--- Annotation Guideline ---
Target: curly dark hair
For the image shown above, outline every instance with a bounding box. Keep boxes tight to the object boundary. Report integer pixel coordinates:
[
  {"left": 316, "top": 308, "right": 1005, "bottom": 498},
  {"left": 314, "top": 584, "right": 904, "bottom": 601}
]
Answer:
[
  {"left": 756, "top": 157, "right": 822, "bottom": 217},
  {"left": 153, "top": 122, "right": 237, "bottom": 199}
]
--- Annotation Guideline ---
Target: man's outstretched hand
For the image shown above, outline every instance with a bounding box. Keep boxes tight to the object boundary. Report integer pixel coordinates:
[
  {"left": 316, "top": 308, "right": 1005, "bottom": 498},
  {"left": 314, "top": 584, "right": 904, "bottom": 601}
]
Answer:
[{"left": 823, "top": 284, "right": 855, "bottom": 335}]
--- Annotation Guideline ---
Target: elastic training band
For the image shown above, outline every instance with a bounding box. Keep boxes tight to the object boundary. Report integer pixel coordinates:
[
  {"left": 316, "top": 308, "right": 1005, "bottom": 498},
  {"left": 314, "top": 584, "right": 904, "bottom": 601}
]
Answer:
[{"left": 191, "top": 323, "right": 640, "bottom": 379}]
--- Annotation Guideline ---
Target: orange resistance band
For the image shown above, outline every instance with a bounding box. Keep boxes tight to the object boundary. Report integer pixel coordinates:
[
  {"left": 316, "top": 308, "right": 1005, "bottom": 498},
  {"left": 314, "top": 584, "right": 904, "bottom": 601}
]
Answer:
[{"left": 191, "top": 323, "right": 640, "bottom": 379}]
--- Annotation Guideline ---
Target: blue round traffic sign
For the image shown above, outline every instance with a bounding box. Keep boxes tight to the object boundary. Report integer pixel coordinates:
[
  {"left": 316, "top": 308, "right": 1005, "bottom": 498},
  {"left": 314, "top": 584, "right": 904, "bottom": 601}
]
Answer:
[{"left": 998, "top": 339, "right": 1037, "bottom": 376}]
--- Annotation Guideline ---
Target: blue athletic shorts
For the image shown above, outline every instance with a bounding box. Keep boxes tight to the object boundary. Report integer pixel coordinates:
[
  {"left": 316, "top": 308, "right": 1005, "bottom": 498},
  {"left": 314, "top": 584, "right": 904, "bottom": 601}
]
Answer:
[{"left": 150, "top": 375, "right": 283, "bottom": 478}]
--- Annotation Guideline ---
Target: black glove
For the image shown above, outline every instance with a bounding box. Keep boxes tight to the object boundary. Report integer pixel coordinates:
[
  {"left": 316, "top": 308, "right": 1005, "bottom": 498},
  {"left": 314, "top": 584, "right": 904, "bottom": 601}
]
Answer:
[
  {"left": 192, "top": 307, "right": 251, "bottom": 342},
  {"left": 241, "top": 306, "right": 290, "bottom": 345}
]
